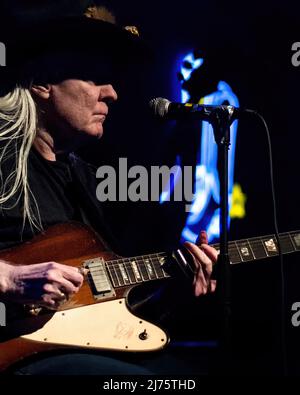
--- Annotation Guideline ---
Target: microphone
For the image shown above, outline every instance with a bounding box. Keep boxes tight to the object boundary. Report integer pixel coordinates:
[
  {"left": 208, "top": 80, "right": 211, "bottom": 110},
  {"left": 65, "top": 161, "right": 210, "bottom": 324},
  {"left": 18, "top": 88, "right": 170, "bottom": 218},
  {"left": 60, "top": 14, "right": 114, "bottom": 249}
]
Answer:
[{"left": 149, "top": 97, "right": 241, "bottom": 122}]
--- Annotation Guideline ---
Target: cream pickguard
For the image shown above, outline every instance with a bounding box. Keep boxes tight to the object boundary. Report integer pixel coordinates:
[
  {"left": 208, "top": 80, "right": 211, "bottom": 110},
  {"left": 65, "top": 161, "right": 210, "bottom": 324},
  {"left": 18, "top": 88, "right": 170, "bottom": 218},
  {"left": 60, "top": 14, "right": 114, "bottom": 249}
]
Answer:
[{"left": 22, "top": 299, "right": 169, "bottom": 352}]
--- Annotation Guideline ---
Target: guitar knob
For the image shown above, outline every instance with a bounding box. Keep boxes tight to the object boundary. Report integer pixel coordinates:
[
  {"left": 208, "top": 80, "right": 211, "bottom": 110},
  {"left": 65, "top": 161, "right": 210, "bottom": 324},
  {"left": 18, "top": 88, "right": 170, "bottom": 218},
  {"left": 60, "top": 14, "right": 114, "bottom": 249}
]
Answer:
[{"left": 139, "top": 329, "right": 148, "bottom": 340}]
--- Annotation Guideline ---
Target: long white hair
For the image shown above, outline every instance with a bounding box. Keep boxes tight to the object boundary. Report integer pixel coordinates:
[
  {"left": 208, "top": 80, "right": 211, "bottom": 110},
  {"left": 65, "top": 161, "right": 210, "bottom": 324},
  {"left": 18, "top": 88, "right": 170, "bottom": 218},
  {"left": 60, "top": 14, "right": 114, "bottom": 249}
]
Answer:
[{"left": 0, "top": 86, "right": 41, "bottom": 231}]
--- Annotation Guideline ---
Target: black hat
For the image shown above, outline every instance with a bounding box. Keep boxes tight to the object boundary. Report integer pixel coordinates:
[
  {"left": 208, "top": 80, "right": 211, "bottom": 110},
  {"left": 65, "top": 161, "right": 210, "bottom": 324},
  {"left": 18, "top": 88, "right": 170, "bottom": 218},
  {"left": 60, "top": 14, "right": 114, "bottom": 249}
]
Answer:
[{"left": 0, "top": 9, "right": 150, "bottom": 92}]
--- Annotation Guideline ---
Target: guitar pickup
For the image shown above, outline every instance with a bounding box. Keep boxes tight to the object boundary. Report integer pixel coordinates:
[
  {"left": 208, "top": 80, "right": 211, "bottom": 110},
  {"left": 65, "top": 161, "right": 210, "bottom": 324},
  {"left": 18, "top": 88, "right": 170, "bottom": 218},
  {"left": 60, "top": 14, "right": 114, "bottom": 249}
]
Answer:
[{"left": 83, "top": 258, "right": 116, "bottom": 300}]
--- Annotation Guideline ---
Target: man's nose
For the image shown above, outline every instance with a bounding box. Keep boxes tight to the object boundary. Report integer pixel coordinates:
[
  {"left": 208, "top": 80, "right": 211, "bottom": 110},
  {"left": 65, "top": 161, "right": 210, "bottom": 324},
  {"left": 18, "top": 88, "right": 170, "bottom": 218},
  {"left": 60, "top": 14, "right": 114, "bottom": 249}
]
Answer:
[{"left": 99, "top": 84, "right": 118, "bottom": 103}]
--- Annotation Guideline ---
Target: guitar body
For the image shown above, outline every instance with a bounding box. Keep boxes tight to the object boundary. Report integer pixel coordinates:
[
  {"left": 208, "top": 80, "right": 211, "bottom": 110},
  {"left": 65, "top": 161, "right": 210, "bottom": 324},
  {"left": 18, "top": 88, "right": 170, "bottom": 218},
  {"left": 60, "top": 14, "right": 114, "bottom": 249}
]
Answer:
[
  {"left": 0, "top": 222, "right": 169, "bottom": 372},
  {"left": 1, "top": 221, "right": 299, "bottom": 372}
]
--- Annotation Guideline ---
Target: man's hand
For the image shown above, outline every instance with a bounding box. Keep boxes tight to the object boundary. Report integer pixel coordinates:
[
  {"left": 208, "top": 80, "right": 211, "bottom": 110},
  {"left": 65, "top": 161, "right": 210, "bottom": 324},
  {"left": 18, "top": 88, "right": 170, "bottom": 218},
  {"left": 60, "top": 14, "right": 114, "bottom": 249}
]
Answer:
[
  {"left": 184, "top": 231, "right": 218, "bottom": 297},
  {"left": 0, "top": 260, "right": 84, "bottom": 309}
]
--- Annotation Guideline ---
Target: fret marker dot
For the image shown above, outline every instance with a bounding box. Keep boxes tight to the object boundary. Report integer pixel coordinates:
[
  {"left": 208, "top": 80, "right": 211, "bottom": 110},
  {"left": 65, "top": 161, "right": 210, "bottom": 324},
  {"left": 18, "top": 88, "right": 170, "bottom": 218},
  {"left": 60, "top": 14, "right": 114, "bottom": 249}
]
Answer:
[{"left": 159, "top": 258, "right": 165, "bottom": 265}]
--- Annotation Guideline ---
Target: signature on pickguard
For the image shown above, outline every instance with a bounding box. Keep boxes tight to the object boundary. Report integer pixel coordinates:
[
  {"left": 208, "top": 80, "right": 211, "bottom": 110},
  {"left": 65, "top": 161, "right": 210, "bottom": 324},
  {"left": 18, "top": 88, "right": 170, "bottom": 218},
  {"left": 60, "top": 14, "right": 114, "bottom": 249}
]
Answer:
[{"left": 114, "top": 321, "right": 134, "bottom": 340}]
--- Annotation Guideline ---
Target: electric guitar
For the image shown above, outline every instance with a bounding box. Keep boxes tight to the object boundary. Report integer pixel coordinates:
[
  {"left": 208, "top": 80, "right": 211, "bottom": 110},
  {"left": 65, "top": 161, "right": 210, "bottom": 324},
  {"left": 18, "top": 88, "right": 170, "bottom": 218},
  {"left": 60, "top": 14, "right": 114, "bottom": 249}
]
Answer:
[{"left": 0, "top": 221, "right": 299, "bottom": 372}]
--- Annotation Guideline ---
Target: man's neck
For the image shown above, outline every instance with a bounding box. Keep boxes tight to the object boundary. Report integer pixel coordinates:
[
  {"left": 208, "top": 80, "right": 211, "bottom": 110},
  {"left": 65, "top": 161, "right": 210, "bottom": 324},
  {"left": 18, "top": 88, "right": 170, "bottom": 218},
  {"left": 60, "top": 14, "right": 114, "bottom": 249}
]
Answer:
[{"left": 33, "top": 129, "right": 56, "bottom": 161}]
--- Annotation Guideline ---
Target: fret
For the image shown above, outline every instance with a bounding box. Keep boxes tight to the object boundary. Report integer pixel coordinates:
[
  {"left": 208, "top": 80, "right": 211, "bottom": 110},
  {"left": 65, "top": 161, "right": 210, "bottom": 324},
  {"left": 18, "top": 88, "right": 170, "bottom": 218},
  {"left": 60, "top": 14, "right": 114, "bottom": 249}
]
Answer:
[
  {"left": 113, "top": 264, "right": 125, "bottom": 286},
  {"left": 234, "top": 241, "right": 243, "bottom": 262},
  {"left": 118, "top": 261, "right": 131, "bottom": 285},
  {"left": 228, "top": 242, "right": 241, "bottom": 264},
  {"left": 138, "top": 257, "right": 150, "bottom": 281},
  {"left": 106, "top": 263, "right": 119, "bottom": 288},
  {"left": 236, "top": 239, "right": 255, "bottom": 262},
  {"left": 279, "top": 233, "right": 295, "bottom": 254},
  {"left": 121, "top": 259, "right": 134, "bottom": 284},
  {"left": 152, "top": 254, "right": 167, "bottom": 279},
  {"left": 247, "top": 239, "right": 256, "bottom": 259},
  {"left": 250, "top": 238, "right": 268, "bottom": 260},
  {"left": 149, "top": 256, "right": 159, "bottom": 279},
  {"left": 291, "top": 232, "right": 300, "bottom": 251},
  {"left": 144, "top": 257, "right": 156, "bottom": 280},
  {"left": 130, "top": 259, "right": 143, "bottom": 282},
  {"left": 289, "top": 233, "right": 297, "bottom": 251},
  {"left": 160, "top": 254, "right": 170, "bottom": 278},
  {"left": 262, "top": 236, "right": 278, "bottom": 256},
  {"left": 123, "top": 260, "right": 136, "bottom": 284}
]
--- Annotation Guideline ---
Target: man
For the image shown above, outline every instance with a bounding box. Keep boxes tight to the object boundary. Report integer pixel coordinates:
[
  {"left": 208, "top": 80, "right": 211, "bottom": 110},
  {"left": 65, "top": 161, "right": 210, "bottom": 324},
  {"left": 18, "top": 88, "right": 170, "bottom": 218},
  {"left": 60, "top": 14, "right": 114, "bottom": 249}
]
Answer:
[{"left": 0, "top": 8, "right": 217, "bottom": 374}]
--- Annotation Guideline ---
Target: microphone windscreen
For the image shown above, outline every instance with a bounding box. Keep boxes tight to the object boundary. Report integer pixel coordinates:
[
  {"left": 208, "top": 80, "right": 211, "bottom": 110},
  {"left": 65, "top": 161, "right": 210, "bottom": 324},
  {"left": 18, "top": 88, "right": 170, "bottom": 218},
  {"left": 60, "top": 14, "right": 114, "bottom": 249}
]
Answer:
[{"left": 149, "top": 97, "right": 170, "bottom": 118}]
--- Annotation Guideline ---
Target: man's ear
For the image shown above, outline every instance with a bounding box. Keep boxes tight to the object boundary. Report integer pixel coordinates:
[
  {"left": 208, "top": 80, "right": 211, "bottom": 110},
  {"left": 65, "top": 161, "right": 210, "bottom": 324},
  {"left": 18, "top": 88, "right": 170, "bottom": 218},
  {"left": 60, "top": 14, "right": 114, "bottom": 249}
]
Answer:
[{"left": 31, "top": 84, "right": 51, "bottom": 99}]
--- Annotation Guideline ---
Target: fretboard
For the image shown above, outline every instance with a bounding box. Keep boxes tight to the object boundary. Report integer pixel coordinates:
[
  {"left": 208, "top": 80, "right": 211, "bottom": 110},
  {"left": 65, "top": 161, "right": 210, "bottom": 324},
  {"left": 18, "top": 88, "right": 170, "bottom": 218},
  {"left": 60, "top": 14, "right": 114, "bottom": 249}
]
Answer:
[
  {"left": 212, "top": 230, "right": 300, "bottom": 264},
  {"left": 105, "top": 252, "right": 170, "bottom": 288},
  {"left": 104, "top": 230, "right": 300, "bottom": 288}
]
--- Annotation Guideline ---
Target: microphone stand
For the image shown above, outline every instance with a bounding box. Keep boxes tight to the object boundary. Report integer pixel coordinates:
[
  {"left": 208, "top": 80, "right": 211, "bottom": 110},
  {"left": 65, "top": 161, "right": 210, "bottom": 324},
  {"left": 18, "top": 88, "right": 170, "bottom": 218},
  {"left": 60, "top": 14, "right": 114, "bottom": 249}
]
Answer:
[{"left": 208, "top": 106, "right": 237, "bottom": 375}]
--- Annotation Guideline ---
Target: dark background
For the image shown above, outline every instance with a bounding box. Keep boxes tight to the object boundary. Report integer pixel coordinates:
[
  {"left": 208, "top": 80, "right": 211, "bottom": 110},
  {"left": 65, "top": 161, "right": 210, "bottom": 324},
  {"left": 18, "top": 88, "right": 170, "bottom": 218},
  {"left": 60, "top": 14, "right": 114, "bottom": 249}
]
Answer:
[{"left": 2, "top": 0, "right": 300, "bottom": 375}]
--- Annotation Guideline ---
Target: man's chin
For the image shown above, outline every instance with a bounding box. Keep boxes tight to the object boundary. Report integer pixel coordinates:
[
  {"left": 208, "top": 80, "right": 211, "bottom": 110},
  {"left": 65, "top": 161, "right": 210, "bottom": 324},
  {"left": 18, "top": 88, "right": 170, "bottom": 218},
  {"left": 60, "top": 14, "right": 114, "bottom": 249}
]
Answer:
[
  {"left": 81, "top": 126, "right": 104, "bottom": 140},
  {"left": 95, "top": 129, "right": 104, "bottom": 140},
  {"left": 88, "top": 124, "right": 104, "bottom": 139}
]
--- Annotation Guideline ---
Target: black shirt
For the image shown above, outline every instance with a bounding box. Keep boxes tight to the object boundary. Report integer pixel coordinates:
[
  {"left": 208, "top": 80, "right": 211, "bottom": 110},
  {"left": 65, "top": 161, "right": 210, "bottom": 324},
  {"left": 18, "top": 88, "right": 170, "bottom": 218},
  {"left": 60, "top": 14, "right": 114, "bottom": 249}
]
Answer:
[{"left": 0, "top": 148, "right": 117, "bottom": 251}]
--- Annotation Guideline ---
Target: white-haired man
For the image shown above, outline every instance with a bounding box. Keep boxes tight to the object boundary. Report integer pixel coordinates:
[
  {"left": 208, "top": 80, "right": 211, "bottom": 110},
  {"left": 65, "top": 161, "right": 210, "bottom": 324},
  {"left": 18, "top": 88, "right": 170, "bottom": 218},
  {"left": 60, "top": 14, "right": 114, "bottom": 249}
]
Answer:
[{"left": 0, "top": 9, "right": 217, "bottom": 375}]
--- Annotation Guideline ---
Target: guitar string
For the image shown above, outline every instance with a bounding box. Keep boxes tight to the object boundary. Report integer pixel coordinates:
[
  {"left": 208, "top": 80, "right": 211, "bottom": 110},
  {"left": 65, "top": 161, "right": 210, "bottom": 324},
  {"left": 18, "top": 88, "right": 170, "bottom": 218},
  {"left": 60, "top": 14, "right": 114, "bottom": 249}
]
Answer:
[
  {"left": 85, "top": 233, "right": 299, "bottom": 284},
  {"left": 88, "top": 248, "right": 296, "bottom": 285},
  {"left": 91, "top": 234, "right": 298, "bottom": 272},
  {"left": 88, "top": 234, "right": 298, "bottom": 276}
]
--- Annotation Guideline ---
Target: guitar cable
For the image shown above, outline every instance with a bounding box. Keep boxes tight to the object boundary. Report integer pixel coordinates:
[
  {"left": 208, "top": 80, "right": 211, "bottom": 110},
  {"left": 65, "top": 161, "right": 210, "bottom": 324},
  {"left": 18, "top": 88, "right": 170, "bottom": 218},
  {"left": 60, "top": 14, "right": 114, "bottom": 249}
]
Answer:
[{"left": 245, "top": 109, "right": 287, "bottom": 376}]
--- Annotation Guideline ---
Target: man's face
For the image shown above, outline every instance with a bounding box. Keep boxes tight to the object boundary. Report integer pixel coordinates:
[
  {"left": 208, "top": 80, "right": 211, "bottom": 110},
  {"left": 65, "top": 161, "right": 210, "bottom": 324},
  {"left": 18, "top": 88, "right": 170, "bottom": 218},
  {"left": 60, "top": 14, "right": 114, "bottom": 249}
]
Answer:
[
  {"left": 52, "top": 79, "right": 117, "bottom": 136},
  {"left": 39, "top": 78, "right": 118, "bottom": 151}
]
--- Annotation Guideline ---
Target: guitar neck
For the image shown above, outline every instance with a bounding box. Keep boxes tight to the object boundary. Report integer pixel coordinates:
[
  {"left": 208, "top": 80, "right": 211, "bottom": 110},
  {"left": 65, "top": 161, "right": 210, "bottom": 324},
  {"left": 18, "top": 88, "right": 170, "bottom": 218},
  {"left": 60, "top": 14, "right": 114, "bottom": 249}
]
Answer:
[
  {"left": 104, "top": 252, "right": 171, "bottom": 289},
  {"left": 103, "top": 230, "right": 300, "bottom": 289},
  {"left": 212, "top": 230, "right": 300, "bottom": 265}
]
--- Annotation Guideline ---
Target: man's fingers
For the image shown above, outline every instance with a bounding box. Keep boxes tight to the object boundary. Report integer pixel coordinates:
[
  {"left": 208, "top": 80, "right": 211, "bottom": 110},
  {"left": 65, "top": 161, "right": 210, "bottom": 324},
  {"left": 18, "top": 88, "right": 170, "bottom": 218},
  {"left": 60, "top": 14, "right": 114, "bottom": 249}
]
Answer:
[
  {"left": 57, "top": 264, "right": 84, "bottom": 287},
  {"left": 43, "top": 283, "right": 69, "bottom": 300},
  {"left": 200, "top": 244, "right": 219, "bottom": 263},
  {"left": 194, "top": 268, "right": 208, "bottom": 296},
  {"left": 184, "top": 241, "right": 219, "bottom": 297},
  {"left": 196, "top": 230, "right": 208, "bottom": 246},
  {"left": 55, "top": 276, "right": 80, "bottom": 295},
  {"left": 184, "top": 241, "right": 213, "bottom": 269},
  {"left": 209, "top": 279, "right": 217, "bottom": 293},
  {"left": 41, "top": 263, "right": 84, "bottom": 301}
]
